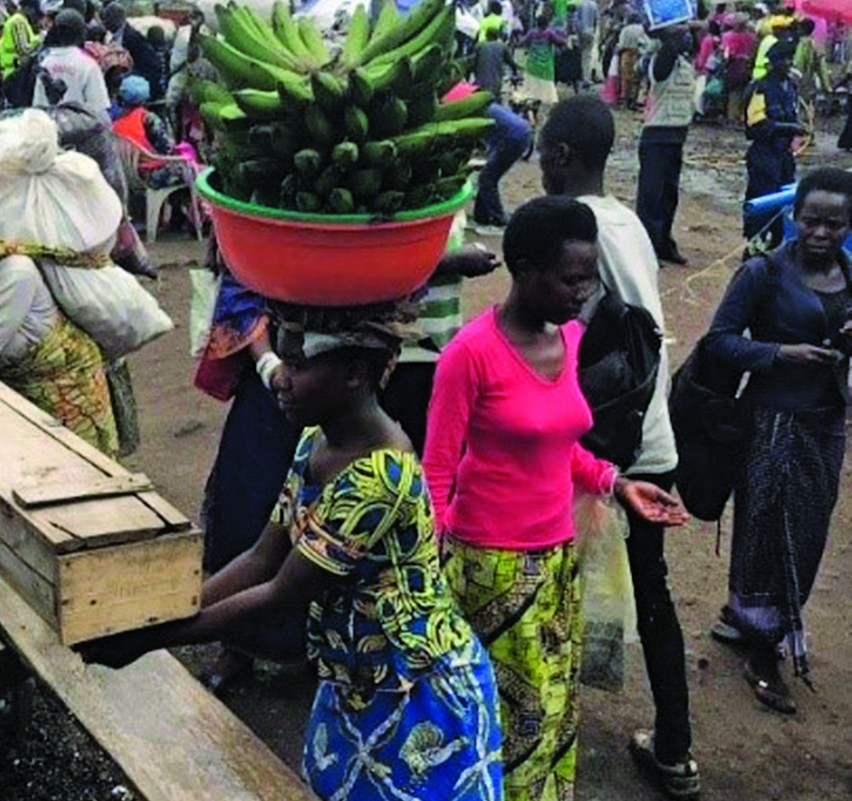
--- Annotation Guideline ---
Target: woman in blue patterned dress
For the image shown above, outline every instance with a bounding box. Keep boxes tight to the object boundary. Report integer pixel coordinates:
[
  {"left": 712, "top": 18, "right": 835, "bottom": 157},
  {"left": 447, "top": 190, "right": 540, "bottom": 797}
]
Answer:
[{"left": 79, "top": 310, "right": 503, "bottom": 801}]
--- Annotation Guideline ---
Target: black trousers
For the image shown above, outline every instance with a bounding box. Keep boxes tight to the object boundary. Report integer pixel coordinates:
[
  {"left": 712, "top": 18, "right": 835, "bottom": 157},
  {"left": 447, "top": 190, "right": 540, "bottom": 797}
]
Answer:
[
  {"left": 743, "top": 141, "right": 795, "bottom": 250},
  {"left": 624, "top": 470, "right": 692, "bottom": 764},
  {"left": 636, "top": 139, "right": 685, "bottom": 256}
]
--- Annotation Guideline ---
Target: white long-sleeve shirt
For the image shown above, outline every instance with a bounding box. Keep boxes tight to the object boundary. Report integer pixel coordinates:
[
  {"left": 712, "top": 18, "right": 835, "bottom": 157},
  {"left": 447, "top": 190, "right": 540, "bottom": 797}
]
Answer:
[{"left": 577, "top": 193, "right": 679, "bottom": 475}]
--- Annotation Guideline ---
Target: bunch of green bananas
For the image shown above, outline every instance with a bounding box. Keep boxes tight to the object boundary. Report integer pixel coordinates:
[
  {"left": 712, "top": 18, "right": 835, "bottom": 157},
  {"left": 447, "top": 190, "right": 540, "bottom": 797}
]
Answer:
[{"left": 197, "top": 0, "right": 495, "bottom": 215}]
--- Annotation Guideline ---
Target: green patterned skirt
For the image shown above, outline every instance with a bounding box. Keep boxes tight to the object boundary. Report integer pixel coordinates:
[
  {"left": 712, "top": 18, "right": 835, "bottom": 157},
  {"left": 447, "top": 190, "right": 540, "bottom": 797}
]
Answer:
[
  {"left": 443, "top": 537, "right": 582, "bottom": 801},
  {"left": 0, "top": 315, "right": 119, "bottom": 458}
]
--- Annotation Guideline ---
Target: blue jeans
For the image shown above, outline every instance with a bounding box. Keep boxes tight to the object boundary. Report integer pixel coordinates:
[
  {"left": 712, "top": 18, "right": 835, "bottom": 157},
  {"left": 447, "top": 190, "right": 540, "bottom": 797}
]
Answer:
[{"left": 473, "top": 103, "right": 532, "bottom": 224}]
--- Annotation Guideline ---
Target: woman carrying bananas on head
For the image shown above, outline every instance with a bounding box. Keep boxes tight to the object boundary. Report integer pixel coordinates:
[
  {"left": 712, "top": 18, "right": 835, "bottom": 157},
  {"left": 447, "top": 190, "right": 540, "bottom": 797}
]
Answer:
[{"left": 79, "top": 302, "right": 504, "bottom": 801}]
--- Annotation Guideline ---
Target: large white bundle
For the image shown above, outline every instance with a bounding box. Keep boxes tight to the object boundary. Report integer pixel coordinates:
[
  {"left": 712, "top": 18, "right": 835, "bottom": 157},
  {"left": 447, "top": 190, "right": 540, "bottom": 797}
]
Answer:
[
  {"left": 0, "top": 109, "right": 123, "bottom": 251},
  {"left": 0, "top": 110, "right": 173, "bottom": 359}
]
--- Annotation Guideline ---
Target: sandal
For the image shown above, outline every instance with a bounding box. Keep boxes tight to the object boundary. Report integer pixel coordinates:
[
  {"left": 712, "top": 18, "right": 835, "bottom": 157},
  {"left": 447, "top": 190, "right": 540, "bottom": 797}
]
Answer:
[
  {"left": 710, "top": 606, "right": 745, "bottom": 645},
  {"left": 629, "top": 729, "right": 701, "bottom": 799},
  {"left": 744, "top": 660, "right": 796, "bottom": 714}
]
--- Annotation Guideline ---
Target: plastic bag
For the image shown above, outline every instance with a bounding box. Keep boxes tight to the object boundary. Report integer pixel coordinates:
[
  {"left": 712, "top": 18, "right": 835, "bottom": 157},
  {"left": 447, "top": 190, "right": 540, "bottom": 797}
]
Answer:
[
  {"left": 39, "top": 261, "right": 173, "bottom": 360},
  {"left": 0, "top": 109, "right": 122, "bottom": 251},
  {"left": 189, "top": 267, "right": 219, "bottom": 357},
  {"left": 575, "top": 495, "right": 636, "bottom": 693}
]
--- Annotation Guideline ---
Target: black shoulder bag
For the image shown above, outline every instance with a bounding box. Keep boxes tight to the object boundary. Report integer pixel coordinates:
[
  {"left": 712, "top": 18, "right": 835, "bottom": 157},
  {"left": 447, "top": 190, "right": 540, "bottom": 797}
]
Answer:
[
  {"left": 578, "top": 290, "right": 663, "bottom": 470},
  {"left": 669, "top": 254, "right": 783, "bottom": 521}
]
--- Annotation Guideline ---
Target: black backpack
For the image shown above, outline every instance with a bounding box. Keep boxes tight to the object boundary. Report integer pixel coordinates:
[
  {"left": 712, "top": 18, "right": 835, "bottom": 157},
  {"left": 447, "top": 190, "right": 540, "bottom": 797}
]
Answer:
[{"left": 578, "top": 290, "right": 662, "bottom": 470}]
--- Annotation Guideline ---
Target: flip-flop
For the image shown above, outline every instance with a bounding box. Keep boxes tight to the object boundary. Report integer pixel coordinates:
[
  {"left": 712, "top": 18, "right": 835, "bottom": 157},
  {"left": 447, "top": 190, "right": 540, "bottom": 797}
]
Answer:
[{"left": 744, "top": 661, "right": 796, "bottom": 714}]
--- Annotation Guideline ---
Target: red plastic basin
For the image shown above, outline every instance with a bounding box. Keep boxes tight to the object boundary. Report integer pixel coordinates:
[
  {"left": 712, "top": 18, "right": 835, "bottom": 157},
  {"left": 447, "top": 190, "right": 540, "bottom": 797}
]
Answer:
[{"left": 196, "top": 169, "right": 473, "bottom": 306}]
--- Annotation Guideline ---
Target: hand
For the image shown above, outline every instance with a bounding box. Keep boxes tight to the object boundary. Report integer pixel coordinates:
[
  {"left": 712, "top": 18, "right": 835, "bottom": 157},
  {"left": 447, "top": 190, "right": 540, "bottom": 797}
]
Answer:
[
  {"left": 776, "top": 344, "right": 842, "bottom": 365},
  {"left": 269, "top": 363, "right": 286, "bottom": 394},
  {"left": 614, "top": 479, "right": 690, "bottom": 527},
  {"left": 438, "top": 246, "right": 500, "bottom": 278},
  {"left": 74, "top": 629, "right": 157, "bottom": 670},
  {"left": 835, "top": 321, "right": 852, "bottom": 354}
]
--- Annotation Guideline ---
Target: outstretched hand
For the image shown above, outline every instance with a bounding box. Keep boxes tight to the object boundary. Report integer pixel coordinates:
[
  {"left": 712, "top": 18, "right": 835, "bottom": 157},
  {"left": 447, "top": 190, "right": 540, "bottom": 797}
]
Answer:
[{"left": 614, "top": 478, "right": 690, "bottom": 526}]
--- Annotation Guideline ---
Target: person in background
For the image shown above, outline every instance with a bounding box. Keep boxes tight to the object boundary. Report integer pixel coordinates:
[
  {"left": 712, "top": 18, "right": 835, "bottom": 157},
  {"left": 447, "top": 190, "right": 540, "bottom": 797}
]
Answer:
[
  {"left": 0, "top": 0, "right": 40, "bottom": 80},
  {"left": 80, "top": 304, "right": 505, "bottom": 801},
  {"left": 519, "top": 13, "right": 565, "bottom": 108},
  {"left": 706, "top": 168, "right": 852, "bottom": 715},
  {"left": 101, "top": 2, "right": 161, "bottom": 96},
  {"left": 695, "top": 19, "right": 721, "bottom": 77},
  {"left": 193, "top": 261, "right": 304, "bottom": 690},
  {"left": 423, "top": 195, "right": 689, "bottom": 801},
  {"left": 475, "top": 22, "right": 519, "bottom": 101},
  {"left": 615, "top": 11, "right": 648, "bottom": 109},
  {"left": 837, "top": 62, "right": 852, "bottom": 152},
  {"left": 32, "top": 9, "right": 110, "bottom": 120},
  {"left": 381, "top": 214, "right": 498, "bottom": 456},
  {"left": 538, "top": 94, "right": 699, "bottom": 800},
  {"left": 145, "top": 24, "right": 168, "bottom": 101},
  {"left": 576, "top": 0, "right": 598, "bottom": 84},
  {"left": 636, "top": 24, "right": 695, "bottom": 265},
  {"left": 743, "top": 39, "right": 801, "bottom": 251},
  {"left": 752, "top": 14, "right": 792, "bottom": 81},
  {"left": 82, "top": 20, "right": 133, "bottom": 114},
  {"left": 0, "top": 109, "right": 121, "bottom": 458},
  {"left": 721, "top": 12, "right": 756, "bottom": 124},
  {"left": 0, "top": 252, "right": 119, "bottom": 457},
  {"left": 555, "top": 13, "right": 583, "bottom": 95},
  {"left": 477, "top": 0, "right": 506, "bottom": 42},
  {"left": 473, "top": 103, "right": 531, "bottom": 229},
  {"left": 793, "top": 17, "right": 832, "bottom": 106}
]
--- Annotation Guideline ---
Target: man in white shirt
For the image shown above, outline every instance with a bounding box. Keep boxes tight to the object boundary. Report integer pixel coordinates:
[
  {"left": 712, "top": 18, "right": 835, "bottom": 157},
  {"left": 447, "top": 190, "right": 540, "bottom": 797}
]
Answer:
[
  {"left": 538, "top": 95, "right": 700, "bottom": 801},
  {"left": 32, "top": 9, "right": 110, "bottom": 120}
]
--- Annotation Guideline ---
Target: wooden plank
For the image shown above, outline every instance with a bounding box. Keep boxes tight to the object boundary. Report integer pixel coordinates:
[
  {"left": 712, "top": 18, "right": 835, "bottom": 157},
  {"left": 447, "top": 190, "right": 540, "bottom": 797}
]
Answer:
[
  {"left": 0, "top": 574, "right": 318, "bottom": 801},
  {"left": 13, "top": 474, "right": 155, "bottom": 509},
  {"left": 57, "top": 532, "right": 203, "bottom": 645},
  {"left": 37, "top": 498, "right": 168, "bottom": 552},
  {"left": 135, "top": 492, "right": 193, "bottom": 532},
  {"left": 0, "top": 386, "right": 177, "bottom": 550},
  {"left": 0, "top": 382, "right": 129, "bottom": 478},
  {"left": 0, "top": 491, "right": 76, "bottom": 554},
  {"left": 0, "top": 537, "right": 57, "bottom": 628}
]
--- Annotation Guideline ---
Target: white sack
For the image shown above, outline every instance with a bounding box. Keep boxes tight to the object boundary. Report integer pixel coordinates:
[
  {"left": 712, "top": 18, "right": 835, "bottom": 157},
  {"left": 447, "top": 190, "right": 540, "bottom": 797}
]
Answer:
[
  {"left": 39, "top": 261, "right": 174, "bottom": 360},
  {"left": 0, "top": 110, "right": 123, "bottom": 251},
  {"left": 0, "top": 110, "right": 172, "bottom": 359}
]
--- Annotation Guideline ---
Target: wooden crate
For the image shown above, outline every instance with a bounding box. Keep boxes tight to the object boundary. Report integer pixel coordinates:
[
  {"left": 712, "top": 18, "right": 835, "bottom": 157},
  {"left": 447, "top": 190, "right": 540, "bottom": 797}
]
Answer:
[{"left": 0, "top": 381, "right": 202, "bottom": 646}]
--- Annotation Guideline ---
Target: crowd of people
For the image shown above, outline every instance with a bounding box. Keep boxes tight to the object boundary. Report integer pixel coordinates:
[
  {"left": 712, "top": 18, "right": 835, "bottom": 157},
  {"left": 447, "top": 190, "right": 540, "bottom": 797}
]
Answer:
[{"left": 1, "top": 1, "right": 851, "bottom": 801}]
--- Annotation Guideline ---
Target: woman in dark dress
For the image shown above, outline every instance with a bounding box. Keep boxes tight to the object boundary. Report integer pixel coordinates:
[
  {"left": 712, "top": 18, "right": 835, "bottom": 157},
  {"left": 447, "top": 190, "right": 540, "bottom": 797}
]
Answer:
[{"left": 706, "top": 168, "right": 852, "bottom": 713}]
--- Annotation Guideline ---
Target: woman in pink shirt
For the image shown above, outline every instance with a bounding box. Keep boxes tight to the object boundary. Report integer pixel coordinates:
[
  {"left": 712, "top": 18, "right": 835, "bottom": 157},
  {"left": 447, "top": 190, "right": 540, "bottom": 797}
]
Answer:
[
  {"left": 721, "top": 13, "right": 757, "bottom": 122},
  {"left": 423, "top": 196, "right": 688, "bottom": 801}
]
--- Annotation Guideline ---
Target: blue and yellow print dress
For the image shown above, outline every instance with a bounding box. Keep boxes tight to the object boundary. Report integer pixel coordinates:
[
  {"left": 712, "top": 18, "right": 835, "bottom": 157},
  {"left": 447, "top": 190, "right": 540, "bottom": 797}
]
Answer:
[{"left": 272, "top": 427, "right": 503, "bottom": 801}]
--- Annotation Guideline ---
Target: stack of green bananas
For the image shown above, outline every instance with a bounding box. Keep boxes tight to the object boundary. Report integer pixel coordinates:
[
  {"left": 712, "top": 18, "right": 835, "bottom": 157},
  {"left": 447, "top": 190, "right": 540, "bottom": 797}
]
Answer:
[{"left": 195, "top": 0, "right": 494, "bottom": 215}]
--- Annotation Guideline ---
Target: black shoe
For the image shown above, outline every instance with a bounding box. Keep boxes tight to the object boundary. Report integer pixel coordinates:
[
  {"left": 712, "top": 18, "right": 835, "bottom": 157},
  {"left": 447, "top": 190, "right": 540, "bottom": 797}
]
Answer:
[
  {"left": 656, "top": 247, "right": 688, "bottom": 265},
  {"left": 630, "top": 730, "right": 701, "bottom": 799}
]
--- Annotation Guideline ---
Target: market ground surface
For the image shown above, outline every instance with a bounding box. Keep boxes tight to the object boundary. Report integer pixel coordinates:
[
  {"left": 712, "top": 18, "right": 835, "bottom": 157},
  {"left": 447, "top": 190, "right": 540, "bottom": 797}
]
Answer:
[{"left": 3, "top": 108, "right": 852, "bottom": 801}]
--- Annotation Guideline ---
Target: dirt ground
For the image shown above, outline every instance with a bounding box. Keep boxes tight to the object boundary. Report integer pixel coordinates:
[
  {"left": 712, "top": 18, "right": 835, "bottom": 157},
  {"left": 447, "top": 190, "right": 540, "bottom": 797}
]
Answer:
[{"left": 3, "top": 108, "right": 852, "bottom": 801}]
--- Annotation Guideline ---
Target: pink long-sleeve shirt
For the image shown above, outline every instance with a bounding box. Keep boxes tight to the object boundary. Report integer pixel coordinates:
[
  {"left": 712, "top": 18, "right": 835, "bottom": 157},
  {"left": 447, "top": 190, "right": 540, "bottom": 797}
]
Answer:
[{"left": 423, "top": 307, "right": 618, "bottom": 550}]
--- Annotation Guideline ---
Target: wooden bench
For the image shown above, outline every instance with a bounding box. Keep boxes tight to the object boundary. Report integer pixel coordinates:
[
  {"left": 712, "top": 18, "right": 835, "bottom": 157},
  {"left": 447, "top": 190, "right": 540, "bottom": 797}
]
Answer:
[
  {"left": 0, "top": 380, "right": 317, "bottom": 800},
  {"left": 0, "top": 573, "right": 317, "bottom": 801}
]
